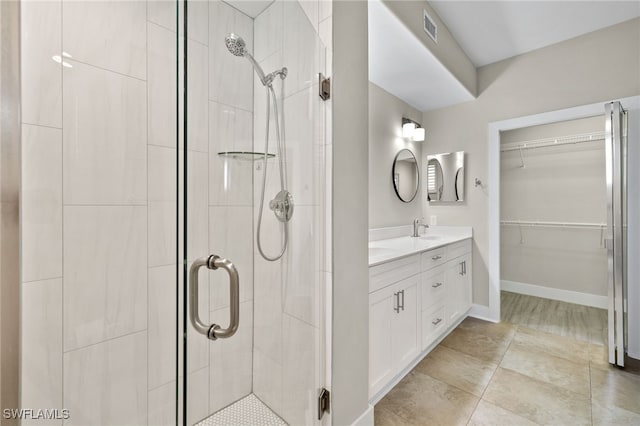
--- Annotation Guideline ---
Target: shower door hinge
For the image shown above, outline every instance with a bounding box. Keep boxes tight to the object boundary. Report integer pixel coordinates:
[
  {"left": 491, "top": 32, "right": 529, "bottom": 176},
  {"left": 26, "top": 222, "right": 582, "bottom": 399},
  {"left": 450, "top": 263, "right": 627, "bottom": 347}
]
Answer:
[
  {"left": 317, "top": 388, "right": 330, "bottom": 420},
  {"left": 319, "top": 73, "right": 330, "bottom": 101}
]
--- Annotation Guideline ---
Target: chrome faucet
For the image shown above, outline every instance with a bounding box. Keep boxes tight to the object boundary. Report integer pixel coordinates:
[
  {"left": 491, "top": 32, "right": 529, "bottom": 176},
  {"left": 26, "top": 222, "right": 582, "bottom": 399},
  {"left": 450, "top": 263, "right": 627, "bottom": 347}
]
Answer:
[{"left": 412, "top": 218, "right": 429, "bottom": 237}]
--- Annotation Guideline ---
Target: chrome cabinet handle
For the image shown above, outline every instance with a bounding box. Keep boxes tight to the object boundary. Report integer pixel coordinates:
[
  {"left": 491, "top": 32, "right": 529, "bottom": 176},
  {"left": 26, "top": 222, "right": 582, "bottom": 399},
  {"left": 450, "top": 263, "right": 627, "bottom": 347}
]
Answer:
[
  {"left": 189, "top": 255, "right": 239, "bottom": 340},
  {"left": 432, "top": 282, "right": 443, "bottom": 288},
  {"left": 431, "top": 255, "right": 442, "bottom": 261},
  {"left": 432, "top": 318, "right": 442, "bottom": 326},
  {"left": 393, "top": 292, "right": 400, "bottom": 313},
  {"left": 400, "top": 289, "right": 405, "bottom": 311},
  {"left": 459, "top": 261, "right": 464, "bottom": 275}
]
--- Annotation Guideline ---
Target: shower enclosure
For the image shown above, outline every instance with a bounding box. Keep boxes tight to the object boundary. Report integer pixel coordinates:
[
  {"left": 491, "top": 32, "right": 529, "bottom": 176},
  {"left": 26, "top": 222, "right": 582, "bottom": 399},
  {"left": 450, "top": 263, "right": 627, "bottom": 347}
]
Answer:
[{"left": 18, "top": 1, "right": 332, "bottom": 425}]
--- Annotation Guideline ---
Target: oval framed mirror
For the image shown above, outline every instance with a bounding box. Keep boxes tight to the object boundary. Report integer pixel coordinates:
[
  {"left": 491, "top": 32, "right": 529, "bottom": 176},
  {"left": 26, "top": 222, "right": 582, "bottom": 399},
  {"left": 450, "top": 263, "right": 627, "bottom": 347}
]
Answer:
[{"left": 392, "top": 149, "right": 419, "bottom": 202}]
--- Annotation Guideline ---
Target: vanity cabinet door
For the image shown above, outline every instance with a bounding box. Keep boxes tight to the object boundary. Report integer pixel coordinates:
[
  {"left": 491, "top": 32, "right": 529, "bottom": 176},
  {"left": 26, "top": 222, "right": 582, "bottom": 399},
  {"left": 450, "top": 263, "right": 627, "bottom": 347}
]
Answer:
[
  {"left": 460, "top": 253, "right": 472, "bottom": 312},
  {"left": 446, "top": 257, "right": 465, "bottom": 323},
  {"left": 368, "top": 274, "right": 420, "bottom": 399},
  {"left": 446, "top": 254, "right": 472, "bottom": 323},
  {"left": 391, "top": 277, "right": 419, "bottom": 371},
  {"left": 369, "top": 286, "right": 395, "bottom": 398}
]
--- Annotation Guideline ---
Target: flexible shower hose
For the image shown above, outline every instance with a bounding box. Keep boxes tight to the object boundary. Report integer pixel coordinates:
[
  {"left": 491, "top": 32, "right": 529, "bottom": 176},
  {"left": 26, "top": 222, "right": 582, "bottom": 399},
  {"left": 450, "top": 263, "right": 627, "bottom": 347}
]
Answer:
[{"left": 256, "top": 78, "right": 289, "bottom": 261}]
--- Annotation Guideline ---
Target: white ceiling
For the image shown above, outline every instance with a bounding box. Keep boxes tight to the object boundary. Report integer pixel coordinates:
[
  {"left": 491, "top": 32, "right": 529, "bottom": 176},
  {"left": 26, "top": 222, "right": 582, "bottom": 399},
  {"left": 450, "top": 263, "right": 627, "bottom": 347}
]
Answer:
[
  {"left": 223, "top": 0, "right": 274, "bottom": 18},
  {"left": 430, "top": 1, "right": 640, "bottom": 67},
  {"left": 368, "top": 0, "right": 475, "bottom": 112}
]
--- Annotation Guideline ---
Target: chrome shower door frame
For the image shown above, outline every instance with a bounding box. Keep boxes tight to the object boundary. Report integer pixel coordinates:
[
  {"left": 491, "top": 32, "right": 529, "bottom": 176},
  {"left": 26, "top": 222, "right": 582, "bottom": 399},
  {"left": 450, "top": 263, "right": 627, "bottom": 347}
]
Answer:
[{"left": 605, "top": 101, "right": 627, "bottom": 367}]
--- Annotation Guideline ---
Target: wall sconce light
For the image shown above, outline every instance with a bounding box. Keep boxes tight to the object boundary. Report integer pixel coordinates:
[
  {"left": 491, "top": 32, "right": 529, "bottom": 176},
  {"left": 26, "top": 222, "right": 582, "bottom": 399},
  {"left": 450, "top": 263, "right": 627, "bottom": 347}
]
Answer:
[{"left": 402, "top": 117, "right": 425, "bottom": 142}]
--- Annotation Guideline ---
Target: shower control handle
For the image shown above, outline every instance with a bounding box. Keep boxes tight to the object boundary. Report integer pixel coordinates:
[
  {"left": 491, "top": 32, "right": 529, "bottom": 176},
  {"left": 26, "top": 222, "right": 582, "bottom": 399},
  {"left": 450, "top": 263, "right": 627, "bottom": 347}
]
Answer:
[
  {"left": 189, "top": 255, "right": 239, "bottom": 340},
  {"left": 269, "top": 190, "right": 294, "bottom": 223}
]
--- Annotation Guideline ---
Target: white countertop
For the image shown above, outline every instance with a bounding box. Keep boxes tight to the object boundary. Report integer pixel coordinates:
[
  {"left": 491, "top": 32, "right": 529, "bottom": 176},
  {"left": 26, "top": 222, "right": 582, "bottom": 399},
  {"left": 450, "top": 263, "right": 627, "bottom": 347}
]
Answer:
[{"left": 368, "top": 226, "right": 473, "bottom": 267}]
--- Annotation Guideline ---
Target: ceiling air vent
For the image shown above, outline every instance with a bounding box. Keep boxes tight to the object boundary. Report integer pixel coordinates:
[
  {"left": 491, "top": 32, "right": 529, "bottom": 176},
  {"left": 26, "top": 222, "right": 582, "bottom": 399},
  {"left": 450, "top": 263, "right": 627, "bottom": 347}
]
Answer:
[{"left": 423, "top": 10, "right": 437, "bottom": 43}]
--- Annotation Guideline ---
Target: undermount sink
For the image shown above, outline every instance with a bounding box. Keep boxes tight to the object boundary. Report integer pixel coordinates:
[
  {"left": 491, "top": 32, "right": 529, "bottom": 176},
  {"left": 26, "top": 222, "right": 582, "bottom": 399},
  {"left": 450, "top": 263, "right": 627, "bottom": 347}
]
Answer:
[
  {"left": 419, "top": 235, "right": 442, "bottom": 241},
  {"left": 368, "top": 247, "right": 398, "bottom": 257}
]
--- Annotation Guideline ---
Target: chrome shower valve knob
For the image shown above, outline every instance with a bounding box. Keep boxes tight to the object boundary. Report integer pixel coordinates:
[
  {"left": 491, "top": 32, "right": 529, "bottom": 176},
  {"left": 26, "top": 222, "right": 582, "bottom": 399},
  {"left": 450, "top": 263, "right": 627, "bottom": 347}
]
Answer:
[{"left": 269, "top": 190, "right": 294, "bottom": 222}]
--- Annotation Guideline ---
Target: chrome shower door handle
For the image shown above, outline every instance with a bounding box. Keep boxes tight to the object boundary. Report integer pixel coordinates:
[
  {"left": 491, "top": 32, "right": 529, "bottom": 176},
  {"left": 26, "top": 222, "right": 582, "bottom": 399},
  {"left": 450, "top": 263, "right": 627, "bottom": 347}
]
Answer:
[{"left": 189, "top": 255, "right": 240, "bottom": 340}]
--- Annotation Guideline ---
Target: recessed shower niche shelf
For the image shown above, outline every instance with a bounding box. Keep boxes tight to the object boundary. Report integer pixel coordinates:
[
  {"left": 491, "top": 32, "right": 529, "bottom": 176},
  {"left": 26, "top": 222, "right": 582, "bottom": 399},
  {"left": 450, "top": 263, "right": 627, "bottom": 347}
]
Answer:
[{"left": 217, "top": 151, "right": 275, "bottom": 161}]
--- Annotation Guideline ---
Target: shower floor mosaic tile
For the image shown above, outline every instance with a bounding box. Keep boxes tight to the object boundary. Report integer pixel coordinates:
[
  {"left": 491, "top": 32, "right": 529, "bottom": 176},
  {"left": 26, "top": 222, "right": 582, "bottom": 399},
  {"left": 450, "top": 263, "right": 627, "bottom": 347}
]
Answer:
[{"left": 197, "top": 394, "right": 287, "bottom": 426}]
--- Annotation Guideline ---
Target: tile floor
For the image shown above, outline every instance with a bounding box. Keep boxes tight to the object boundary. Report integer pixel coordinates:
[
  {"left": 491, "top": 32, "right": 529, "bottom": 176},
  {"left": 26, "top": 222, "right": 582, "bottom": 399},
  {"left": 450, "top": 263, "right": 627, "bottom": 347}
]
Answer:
[{"left": 374, "top": 292, "right": 640, "bottom": 425}]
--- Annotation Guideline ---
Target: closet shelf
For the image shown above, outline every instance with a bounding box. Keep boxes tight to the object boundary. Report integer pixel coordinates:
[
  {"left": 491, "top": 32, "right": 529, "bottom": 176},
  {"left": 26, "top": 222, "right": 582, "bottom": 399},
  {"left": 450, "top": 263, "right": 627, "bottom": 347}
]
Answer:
[
  {"left": 500, "top": 220, "right": 605, "bottom": 229},
  {"left": 217, "top": 151, "right": 275, "bottom": 161},
  {"left": 500, "top": 131, "right": 605, "bottom": 153}
]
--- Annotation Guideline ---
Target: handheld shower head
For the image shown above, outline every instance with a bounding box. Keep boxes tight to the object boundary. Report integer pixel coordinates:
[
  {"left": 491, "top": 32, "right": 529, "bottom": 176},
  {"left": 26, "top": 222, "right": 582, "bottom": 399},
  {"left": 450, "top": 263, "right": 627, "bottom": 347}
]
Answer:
[
  {"left": 224, "top": 32, "right": 271, "bottom": 85},
  {"left": 224, "top": 33, "right": 246, "bottom": 57}
]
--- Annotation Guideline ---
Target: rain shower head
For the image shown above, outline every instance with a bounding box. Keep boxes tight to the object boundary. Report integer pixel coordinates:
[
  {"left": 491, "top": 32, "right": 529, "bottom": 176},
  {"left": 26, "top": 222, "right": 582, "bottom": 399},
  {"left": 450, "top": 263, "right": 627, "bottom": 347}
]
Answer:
[{"left": 224, "top": 33, "right": 246, "bottom": 57}]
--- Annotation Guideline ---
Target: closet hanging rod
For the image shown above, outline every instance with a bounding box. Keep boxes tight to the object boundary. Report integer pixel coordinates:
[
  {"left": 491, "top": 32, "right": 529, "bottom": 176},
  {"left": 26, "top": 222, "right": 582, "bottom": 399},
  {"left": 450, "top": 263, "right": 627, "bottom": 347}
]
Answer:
[
  {"left": 500, "top": 220, "right": 606, "bottom": 229},
  {"left": 500, "top": 131, "right": 605, "bottom": 153}
]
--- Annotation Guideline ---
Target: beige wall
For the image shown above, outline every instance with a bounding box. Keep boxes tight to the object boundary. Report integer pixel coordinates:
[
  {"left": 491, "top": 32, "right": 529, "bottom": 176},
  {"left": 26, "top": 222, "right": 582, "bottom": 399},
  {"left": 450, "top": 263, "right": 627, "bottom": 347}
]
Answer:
[
  {"left": 382, "top": 0, "right": 476, "bottom": 96},
  {"left": 500, "top": 116, "right": 607, "bottom": 296},
  {"left": 332, "top": 1, "right": 370, "bottom": 424},
  {"left": 369, "top": 82, "right": 423, "bottom": 228},
  {"left": 422, "top": 18, "right": 640, "bottom": 306}
]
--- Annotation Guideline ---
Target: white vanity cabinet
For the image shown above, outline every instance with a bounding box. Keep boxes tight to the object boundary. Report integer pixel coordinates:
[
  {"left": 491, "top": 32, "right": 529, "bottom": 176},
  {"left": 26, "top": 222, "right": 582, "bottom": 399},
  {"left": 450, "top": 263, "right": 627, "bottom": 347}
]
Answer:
[
  {"left": 369, "top": 237, "right": 472, "bottom": 401},
  {"left": 369, "top": 256, "right": 420, "bottom": 398}
]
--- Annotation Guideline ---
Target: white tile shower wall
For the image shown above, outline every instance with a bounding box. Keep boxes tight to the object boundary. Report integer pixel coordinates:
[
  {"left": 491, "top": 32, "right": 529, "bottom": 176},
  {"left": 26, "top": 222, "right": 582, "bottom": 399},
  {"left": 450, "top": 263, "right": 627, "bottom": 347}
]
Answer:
[
  {"left": 62, "top": 60, "right": 147, "bottom": 205},
  {"left": 188, "top": 367, "right": 210, "bottom": 425},
  {"left": 63, "top": 205, "right": 147, "bottom": 351},
  {"left": 253, "top": 1, "right": 283, "bottom": 63},
  {"left": 19, "top": 1, "right": 182, "bottom": 422},
  {"left": 19, "top": 0, "right": 65, "bottom": 418},
  {"left": 208, "top": 206, "right": 254, "bottom": 309},
  {"left": 63, "top": 331, "right": 148, "bottom": 426},
  {"left": 208, "top": 301, "right": 253, "bottom": 413},
  {"left": 20, "top": 0, "right": 61, "bottom": 128},
  {"left": 148, "top": 380, "right": 177, "bottom": 426},
  {"left": 206, "top": 0, "right": 257, "bottom": 416},
  {"left": 252, "top": 1, "right": 331, "bottom": 424},
  {"left": 209, "top": 0, "right": 253, "bottom": 111},
  {"left": 148, "top": 22, "right": 177, "bottom": 149},
  {"left": 283, "top": 1, "right": 323, "bottom": 98},
  {"left": 62, "top": 0, "right": 147, "bottom": 80},
  {"left": 187, "top": 39, "right": 209, "bottom": 153},
  {"left": 21, "top": 124, "right": 62, "bottom": 283},
  {"left": 148, "top": 265, "right": 178, "bottom": 390},
  {"left": 20, "top": 279, "right": 63, "bottom": 426},
  {"left": 147, "top": 13, "right": 181, "bottom": 425}
]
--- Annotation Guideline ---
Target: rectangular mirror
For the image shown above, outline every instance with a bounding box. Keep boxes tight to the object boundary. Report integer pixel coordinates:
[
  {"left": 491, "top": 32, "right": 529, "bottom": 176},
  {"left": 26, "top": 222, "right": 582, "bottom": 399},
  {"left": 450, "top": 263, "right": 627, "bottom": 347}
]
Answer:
[{"left": 426, "top": 151, "right": 465, "bottom": 202}]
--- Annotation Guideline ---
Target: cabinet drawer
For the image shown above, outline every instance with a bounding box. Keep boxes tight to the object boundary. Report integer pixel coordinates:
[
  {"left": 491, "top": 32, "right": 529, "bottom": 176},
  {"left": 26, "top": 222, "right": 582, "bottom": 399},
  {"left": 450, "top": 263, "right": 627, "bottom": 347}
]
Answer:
[
  {"left": 447, "top": 239, "right": 472, "bottom": 260},
  {"left": 421, "top": 266, "right": 446, "bottom": 310},
  {"left": 421, "top": 247, "right": 446, "bottom": 271},
  {"left": 422, "top": 304, "right": 446, "bottom": 348},
  {"left": 369, "top": 254, "right": 420, "bottom": 293}
]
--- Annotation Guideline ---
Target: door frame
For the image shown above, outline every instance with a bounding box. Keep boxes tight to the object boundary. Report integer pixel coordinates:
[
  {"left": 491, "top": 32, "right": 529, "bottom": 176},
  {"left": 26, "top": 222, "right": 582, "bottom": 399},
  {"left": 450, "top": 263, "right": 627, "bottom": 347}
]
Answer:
[{"left": 486, "top": 96, "right": 640, "bottom": 358}]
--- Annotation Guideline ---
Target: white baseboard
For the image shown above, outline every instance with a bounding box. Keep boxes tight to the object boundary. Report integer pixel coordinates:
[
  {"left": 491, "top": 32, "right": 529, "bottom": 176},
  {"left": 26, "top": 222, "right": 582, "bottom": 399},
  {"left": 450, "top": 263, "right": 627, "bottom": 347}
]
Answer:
[
  {"left": 468, "top": 304, "right": 499, "bottom": 323},
  {"left": 351, "top": 404, "right": 374, "bottom": 426},
  {"left": 501, "top": 280, "right": 608, "bottom": 309}
]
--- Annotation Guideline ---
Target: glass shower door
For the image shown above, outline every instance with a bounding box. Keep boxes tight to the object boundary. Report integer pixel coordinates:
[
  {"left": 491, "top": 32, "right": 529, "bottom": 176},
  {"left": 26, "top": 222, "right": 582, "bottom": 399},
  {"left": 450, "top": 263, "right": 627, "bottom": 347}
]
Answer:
[{"left": 181, "top": 1, "right": 330, "bottom": 424}]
